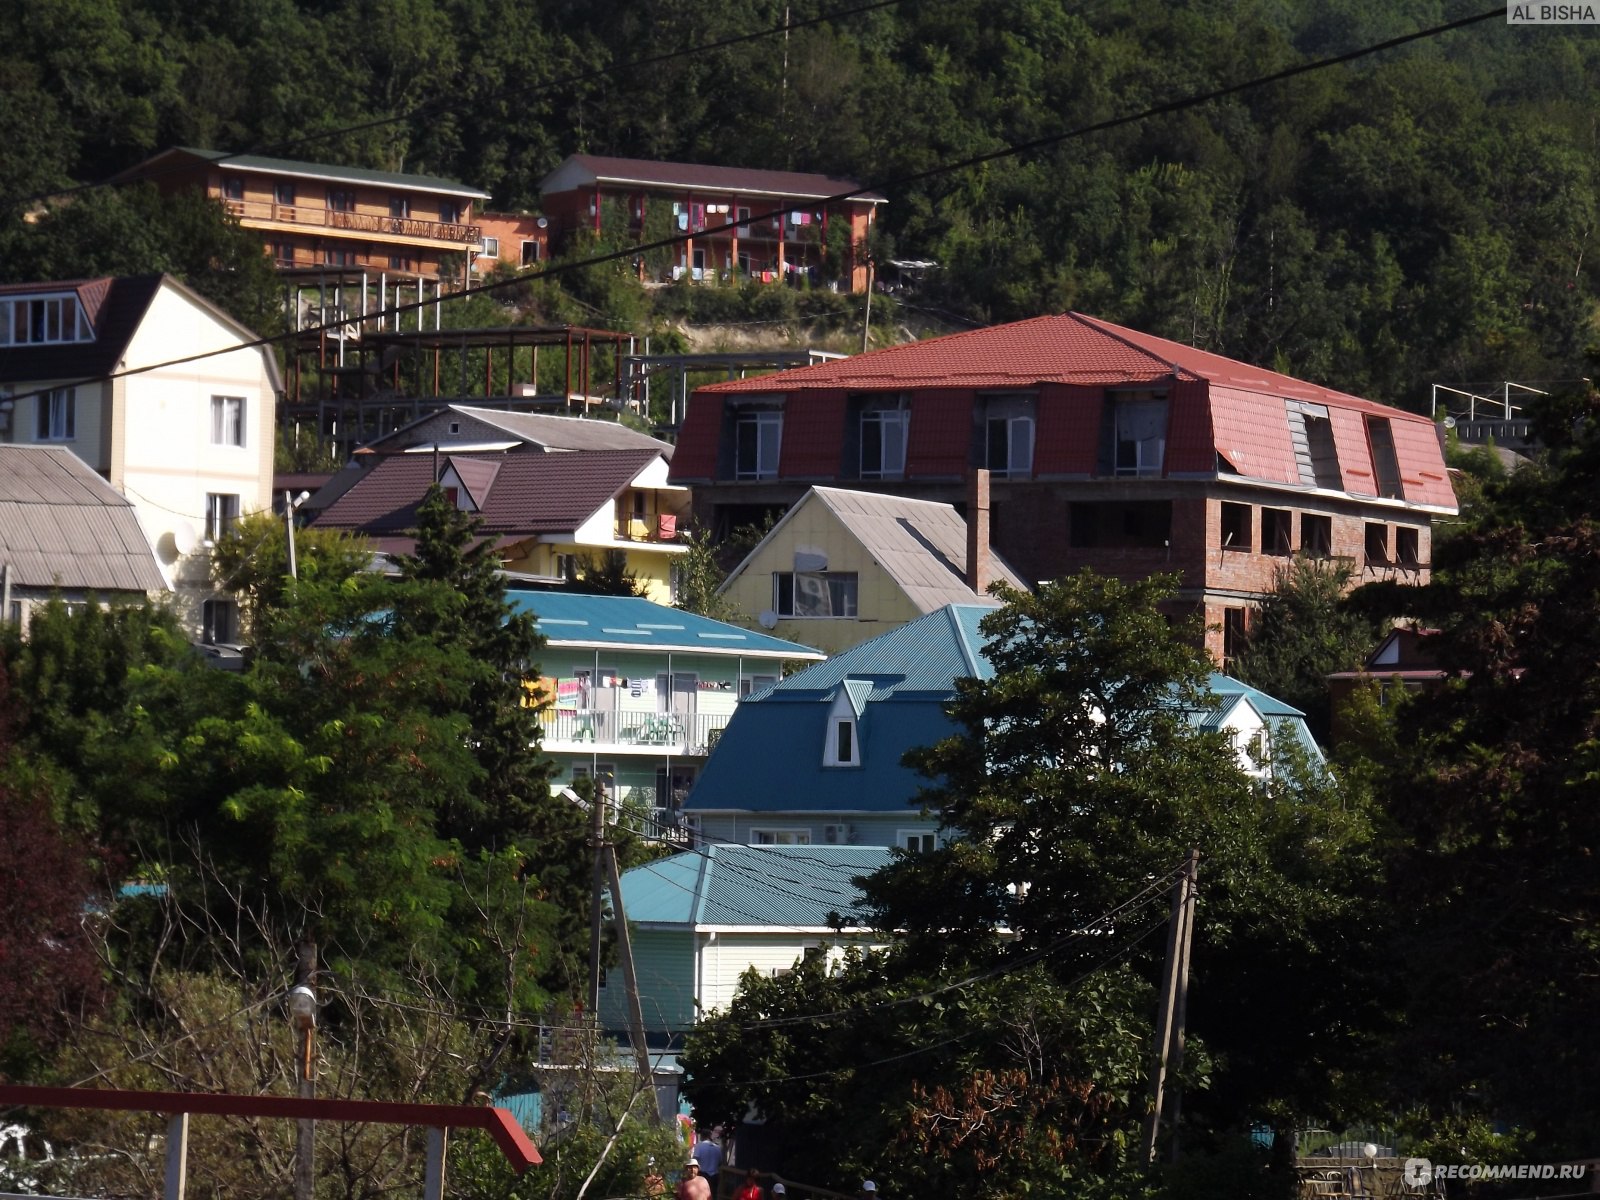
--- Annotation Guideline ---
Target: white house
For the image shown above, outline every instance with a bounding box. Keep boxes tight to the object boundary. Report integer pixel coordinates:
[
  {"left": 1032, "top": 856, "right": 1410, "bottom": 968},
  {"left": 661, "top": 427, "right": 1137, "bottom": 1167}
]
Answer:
[{"left": 0, "top": 275, "right": 280, "bottom": 641}]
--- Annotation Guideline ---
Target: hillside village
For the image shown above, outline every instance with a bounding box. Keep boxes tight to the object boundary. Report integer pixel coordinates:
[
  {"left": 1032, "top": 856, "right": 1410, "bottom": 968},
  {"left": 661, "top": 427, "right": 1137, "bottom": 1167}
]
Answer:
[{"left": 3, "top": 5, "right": 1600, "bottom": 1200}]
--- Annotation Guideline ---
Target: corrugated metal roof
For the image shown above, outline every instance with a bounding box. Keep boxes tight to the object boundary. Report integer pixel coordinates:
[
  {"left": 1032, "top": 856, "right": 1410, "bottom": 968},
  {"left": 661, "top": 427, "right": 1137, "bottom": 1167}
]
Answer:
[
  {"left": 0, "top": 446, "right": 168, "bottom": 593},
  {"left": 506, "top": 591, "right": 825, "bottom": 660},
  {"left": 541, "top": 154, "right": 886, "bottom": 204},
  {"left": 146, "top": 147, "right": 490, "bottom": 198},
  {"left": 808, "top": 487, "right": 1027, "bottom": 610},
  {"left": 310, "top": 449, "right": 660, "bottom": 535},
  {"left": 370, "top": 406, "right": 674, "bottom": 455},
  {"left": 761, "top": 604, "right": 995, "bottom": 697},
  {"left": 621, "top": 845, "right": 895, "bottom": 927}
]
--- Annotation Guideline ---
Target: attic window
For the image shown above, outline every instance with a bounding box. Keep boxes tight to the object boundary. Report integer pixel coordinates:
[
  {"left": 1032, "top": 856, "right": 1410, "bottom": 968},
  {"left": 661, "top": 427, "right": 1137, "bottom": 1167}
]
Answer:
[
  {"left": 0, "top": 296, "right": 92, "bottom": 346},
  {"left": 1365, "top": 417, "right": 1403, "bottom": 499},
  {"left": 1286, "top": 400, "right": 1343, "bottom": 490},
  {"left": 826, "top": 717, "right": 859, "bottom": 767},
  {"left": 448, "top": 421, "right": 461, "bottom": 434}
]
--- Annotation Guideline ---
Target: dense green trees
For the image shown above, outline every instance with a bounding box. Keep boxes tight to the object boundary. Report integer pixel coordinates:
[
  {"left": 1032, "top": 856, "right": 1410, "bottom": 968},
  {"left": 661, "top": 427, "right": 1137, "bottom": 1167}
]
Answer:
[{"left": 4, "top": 1, "right": 1600, "bottom": 405}]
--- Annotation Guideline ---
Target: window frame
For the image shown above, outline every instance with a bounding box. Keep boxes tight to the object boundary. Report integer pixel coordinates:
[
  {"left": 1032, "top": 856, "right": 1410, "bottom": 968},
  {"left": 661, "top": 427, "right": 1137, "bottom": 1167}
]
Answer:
[
  {"left": 734, "top": 409, "right": 782, "bottom": 480},
  {"left": 1, "top": 296, "right": 90, "bottom": 346},
  {"left": 860, "top": 403, "right": 908, "bottom": 479},
  {"left": 210, "top": 395, "right": 247, "bottom": 447},
  {"left": 326, "top": 188, "right": 357, "bottom": 213},
  {"left": 480, "top": 235, "right": 500, "bottom": 258},
  {"left": 1220, "top": 501, "right": 1253, "bottom": 552},
  {"left": 750, "top": 828, "right": 812, "bottom": 846},
  {"left": 35, "top": 388, "right": 75, "bottom": 441},
  {"left": 899, "top": 831, "right": 936, "bottom": 853},
  {"left": 205, "top": 492, "right": 241, "bottom": 543},
  {"left": 274, "top": 181, "right": 296, "bottom": 206},
  {"left": 773, "top": 571, "right": 859, "bottom": 619},
  {"left": 1112, "top": 394, "right": 1168, "bottom": 477},
  {"left": 201, "top": 598, "right": 238, "bottom": 646}
]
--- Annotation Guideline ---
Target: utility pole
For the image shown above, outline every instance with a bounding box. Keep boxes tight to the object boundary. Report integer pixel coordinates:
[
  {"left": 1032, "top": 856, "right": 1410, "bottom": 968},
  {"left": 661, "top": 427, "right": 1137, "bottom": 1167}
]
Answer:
[
  {"left": 1142, "top": 848, "right": 1199, "bottom": 1164},
  {"left": 604, "top": 843, "right": 659, "bottom": 1119},
  {"left": 587, "top": 782, "right": 606, "bottom": 1020},
  {"left": 284, "top": 490, "right": 299, "bottom": 580},
  {"left": 290, "top": 940, "right": 318, "bottom": 1200},
  {"left": 861, "top": 256, "right": 874, "bottom": 354}
]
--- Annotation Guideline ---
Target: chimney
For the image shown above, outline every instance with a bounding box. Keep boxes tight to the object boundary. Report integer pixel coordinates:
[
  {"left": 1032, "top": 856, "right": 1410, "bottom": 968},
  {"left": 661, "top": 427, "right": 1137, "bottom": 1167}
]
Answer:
[{"left": 966, "top": 468, "right": 991, "bottom": 595}]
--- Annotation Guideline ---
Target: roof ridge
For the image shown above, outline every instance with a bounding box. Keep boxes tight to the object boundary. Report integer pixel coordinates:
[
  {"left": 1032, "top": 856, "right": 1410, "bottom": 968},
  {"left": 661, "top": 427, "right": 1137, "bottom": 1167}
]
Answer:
[{"left": 1067, "top": 312, "right": 1201, "bottom": 383}]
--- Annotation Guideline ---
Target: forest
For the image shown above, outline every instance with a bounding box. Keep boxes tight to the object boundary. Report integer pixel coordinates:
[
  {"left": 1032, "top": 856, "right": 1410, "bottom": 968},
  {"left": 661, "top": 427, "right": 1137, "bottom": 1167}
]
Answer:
[{"left": 3, "top": 0, "right": 1600, "bottom": 408}]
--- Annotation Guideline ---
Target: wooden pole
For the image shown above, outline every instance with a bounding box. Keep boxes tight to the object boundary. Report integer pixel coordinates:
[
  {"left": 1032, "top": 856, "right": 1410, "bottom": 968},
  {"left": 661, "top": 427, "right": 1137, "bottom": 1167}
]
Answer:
[
  {"left": 1142, "top": 849, "right": 1199, "bottom": 1163},
  {"left": 605, "top": 843, "right": 660, "bottom": 1120}
]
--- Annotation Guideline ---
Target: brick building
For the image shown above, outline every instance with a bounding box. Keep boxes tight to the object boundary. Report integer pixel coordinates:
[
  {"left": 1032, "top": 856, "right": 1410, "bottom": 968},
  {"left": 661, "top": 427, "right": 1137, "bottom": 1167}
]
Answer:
[
  {"left": 537, "top": 154, "right": 883, "bottom": 292},
  {"left": 667, "top": 312, "right": 1457, "bottom": 661}
]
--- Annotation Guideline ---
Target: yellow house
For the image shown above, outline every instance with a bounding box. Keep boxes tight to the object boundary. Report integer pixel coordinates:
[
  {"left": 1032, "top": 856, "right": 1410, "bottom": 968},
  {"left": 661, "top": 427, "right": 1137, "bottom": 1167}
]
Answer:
[
  {"left": 718, "top": 484, "right": 1029, "bottom": 655},
  {"left": 309, "top": 446, "right": 691, "bottom": 603}
]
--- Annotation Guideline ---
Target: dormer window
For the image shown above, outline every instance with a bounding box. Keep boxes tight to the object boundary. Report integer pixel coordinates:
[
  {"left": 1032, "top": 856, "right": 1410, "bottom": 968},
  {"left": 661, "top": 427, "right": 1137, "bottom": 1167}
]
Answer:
[
  {"left": 828, "top": 717, "right": 859, "bottom": 766},
  {"left": 0, "top": 295, "right": 92, "bottom": 345}
]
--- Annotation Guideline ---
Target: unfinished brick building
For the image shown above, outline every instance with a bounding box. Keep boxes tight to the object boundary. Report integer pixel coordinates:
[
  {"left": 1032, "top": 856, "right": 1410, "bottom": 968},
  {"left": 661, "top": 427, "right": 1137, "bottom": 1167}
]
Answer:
[{"left": 667, "top": 312, "right": 1457, "bottom": 662}]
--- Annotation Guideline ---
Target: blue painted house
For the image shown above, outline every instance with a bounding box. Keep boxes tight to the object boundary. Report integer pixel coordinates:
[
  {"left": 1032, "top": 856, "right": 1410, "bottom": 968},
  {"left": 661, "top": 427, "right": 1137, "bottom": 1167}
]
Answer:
[
  {"left": 684, "top": 603, "right": 1323, "bottom": 849},
  {"left": 601, "top": 844, "right": 894, "bottom": 1043}
]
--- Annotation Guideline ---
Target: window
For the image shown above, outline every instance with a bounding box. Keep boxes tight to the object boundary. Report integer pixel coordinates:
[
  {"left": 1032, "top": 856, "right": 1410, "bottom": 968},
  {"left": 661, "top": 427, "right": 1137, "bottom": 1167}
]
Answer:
[
  {"left": 389, "top": 196, "right": 410, "bottom": 219},
  {"left": 980, "top": 394, "right": 1035, "bottom": 477},
  {"left": 275, "top": 181, "right": 296, "bottom": 206},
  {"left": 833, "top": 718, "right": 857, "bottom": 765},
  {"left": 521, "top": 240, "right": 541, "bottom": 266},
  {"left": 387, "top": 253, "right": 415, "bottom": 271},
  {"left": 0, "top": 296, "right": 90, "bottom": 345},
  {"left": 1365, "top": 522, "right": 1390, "bottom": 565},
  {"left": 735, "top": 410, "right": 782, "bottom": 479},
  {"left": 1365, "top": 416, "right": 1403, "bottom": 498},
  {"left": 751, "top": 829, "right": 811, "bottom": 845},
  {"left": 1395, "top": 527, "right": 1421, "bottom": 567},
  {"left": 205, "top": 493, "right": 240, "bottom": 542},
  {"left": 1220, "top": 502, "right": 1252, "bottom": 551},
  {"left": 480, "top": 236, "right": 499, "bottom": 258},
  {"left": 272, "top": 242, "right": 297, "bottom": 266},
  {"left": 1300, "top": 513, "right": 1332, "bottom": 558},
  {"left": 221, "top": 176, "right": 245, "bottom": 201},
  {"left": 439, "top": 201, "right": 460, "bottom": 225},
  {"left": 326, "top": 188, "right": 356, "bottom": 213},
  {"left": 1262, "top": 508, "right": 1293, "bottom": 556},
  {"left": 1286, "top": 401, "right": 1343, "bottom": 489},
  {"left": 901, "top": 831, "right": 936, "bottom": 853},
  {"left": 210, "top": 395, "right": 246, "bottom": 446},
  {"left": 736, "top": 206, "right": 751, "bottom": 236},
  {"left": 774, "top": 572, "right": 858, "bottom": 618},
  {"left": 323, "top": 247, "right": 358, "bottom": 266},
  {"left": 35, "top": 388, "right": 74, "bottom": 441},
  {"left": 740, "top": 674, "right": 778, "bottom": 697},
  {"left": 1223, "top": 607, "right": 1247, "bottom": 666},
  {"left": 860, "top": 405, "right": 908, "bottom": 478},
  {"left": 1113, "top": 395, "right": 1168, "bottom": 476},
  {"left": 1068, "top": 501, "right": 1171, "bottom": 549},
  {"left": 201, "top": 599, "right": 238, "bottom": 646}
]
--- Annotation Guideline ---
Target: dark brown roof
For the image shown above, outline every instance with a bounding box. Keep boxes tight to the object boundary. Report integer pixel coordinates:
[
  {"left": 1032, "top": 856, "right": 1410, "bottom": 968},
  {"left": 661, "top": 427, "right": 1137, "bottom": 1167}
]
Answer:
[
  {"left": 310, "top": 449, "right": 660, "bottom": 539},
  {"left": 0, "top": 275, "right": 164, "bottom": 383},
  {"left": 0, "top": 446, "right": 169, "bottom": 593},
  {"left": 542, "top": 154, "right": 886, "bottom": 203}
]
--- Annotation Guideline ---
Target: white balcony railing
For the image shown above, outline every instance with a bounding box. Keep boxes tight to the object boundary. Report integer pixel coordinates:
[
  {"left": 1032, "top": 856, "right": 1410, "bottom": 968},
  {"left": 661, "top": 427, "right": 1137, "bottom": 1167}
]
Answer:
[{"left": 540, "top": 708, "right": 729, "bottom": 755}]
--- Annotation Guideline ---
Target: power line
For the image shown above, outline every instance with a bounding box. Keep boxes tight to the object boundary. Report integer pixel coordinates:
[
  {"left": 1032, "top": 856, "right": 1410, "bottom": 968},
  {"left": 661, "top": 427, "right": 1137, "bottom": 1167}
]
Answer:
[{"left": 0, "top": 6, "right": 1501, "bottom": 412}]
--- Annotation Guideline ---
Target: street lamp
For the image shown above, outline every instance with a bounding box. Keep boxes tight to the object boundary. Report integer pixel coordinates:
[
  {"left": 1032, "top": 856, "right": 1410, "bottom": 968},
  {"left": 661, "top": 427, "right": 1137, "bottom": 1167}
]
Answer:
[{"left": 289, "top": 982, "right": 317, "bottom": 1200}]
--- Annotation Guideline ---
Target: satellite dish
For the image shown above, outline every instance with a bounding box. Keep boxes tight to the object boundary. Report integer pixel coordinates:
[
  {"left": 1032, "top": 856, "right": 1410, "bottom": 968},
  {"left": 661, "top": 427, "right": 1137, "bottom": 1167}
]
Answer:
[
  {"left": 757, "top": 610, "right": 779, "bottom": 630},
  {"left": 1442, "top": 415, "right": 1457, "bottom": 429},
  {"left": 536, "top": 216, "right": 549, "bottom": 229},
  {"left": 171, "top": 521, "right": 200, "bottom": 556}
]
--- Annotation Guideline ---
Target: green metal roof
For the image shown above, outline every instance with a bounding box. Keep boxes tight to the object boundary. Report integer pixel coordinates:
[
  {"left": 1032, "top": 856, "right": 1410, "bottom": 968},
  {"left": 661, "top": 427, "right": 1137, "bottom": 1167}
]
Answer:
[
  {"left": 622, "top": 845, "right": 895, "bottom": 927},
  {"left": 177, "top": 146, "right": 490, "bottom": 198}
]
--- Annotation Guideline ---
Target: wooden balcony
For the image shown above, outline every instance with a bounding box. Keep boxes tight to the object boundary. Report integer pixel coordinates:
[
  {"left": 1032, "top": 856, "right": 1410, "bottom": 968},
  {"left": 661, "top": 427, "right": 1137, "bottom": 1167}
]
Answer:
[{"left": 222, "top": 198, "right": 481, "bottom": 248}]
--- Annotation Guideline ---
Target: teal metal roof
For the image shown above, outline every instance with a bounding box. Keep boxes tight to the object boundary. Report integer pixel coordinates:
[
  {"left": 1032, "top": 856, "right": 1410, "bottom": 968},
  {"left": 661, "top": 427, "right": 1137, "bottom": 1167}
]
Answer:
[
  {"left": 505, "top": 591, "right": 825, "bottom": 660},
  {"left": 622, "top": 845, "right": 894, "bottom": 927},
  {"left": 759, "top": 604, "right": 993, "bottom": 699},
  {"left": 177, "top": 146, "right": 490, "bottom": 198}
]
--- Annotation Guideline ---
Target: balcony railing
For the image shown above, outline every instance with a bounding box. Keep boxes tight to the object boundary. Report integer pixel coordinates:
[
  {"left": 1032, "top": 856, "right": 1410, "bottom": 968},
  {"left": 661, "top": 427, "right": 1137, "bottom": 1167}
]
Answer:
[
  {"left": 222, "top": 198, "right": 481, "bottom": 245},
  {"left": 614, "top": 513, "right": 681, "bottom": 543},
  {"left": 540, "top": 708, "right": 729, "bottom": 755}
]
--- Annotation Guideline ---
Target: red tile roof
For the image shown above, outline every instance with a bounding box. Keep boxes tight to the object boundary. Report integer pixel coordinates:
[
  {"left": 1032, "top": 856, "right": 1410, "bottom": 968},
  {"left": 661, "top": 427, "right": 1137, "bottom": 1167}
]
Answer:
[
  {"left": 311, "top": 449, "right": 659, "bottom": 540},
  {"left": 543, "top": 154, "right": 886, "bottom": 203}
]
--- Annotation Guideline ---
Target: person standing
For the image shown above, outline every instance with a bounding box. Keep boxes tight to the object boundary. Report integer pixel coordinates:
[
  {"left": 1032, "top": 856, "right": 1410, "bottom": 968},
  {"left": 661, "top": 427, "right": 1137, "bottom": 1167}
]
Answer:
[
  {"left": 677, "top": 1161, "right": 711, "bottom": 1200},
  {"left": 692, "top": 1133, "right": 723, "bottom": 1184},
  {"left": 734, "top": 1169, "right": 763, "bottom": 1200}
]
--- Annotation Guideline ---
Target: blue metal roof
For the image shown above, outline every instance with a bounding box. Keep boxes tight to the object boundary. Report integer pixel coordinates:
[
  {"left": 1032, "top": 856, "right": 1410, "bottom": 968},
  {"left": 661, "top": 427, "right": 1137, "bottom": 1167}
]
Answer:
[
  {"left": 687, "top": 604, "right": 1325, "bottom": 815},
  {"left": 622, "top": 845, "right": 895, "bottom": 927},
  {"left": 505, "top": 591, "right": 825, "bottom": 660}
]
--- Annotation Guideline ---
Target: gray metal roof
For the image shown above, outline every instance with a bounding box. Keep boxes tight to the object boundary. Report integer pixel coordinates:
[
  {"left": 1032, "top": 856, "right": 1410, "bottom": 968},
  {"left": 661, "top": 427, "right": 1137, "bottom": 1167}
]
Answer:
[
  {"left": 166, "top": 147, "right": 489, "bottom": 198},
  {"left": 0, "top": 446, "right": 168, "bottom": 593},
  {"left": 808, "top": 486, "right": 1028, "bottom": 610},
  {"left": 368, "top": 405, "right": 673, "bottom": 455}
]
